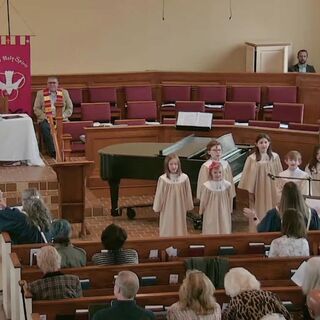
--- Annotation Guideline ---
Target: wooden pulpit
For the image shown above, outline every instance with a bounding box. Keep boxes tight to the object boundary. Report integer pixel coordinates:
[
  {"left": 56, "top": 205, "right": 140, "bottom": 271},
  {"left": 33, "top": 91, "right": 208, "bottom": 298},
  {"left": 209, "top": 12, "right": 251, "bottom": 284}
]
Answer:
[
  {"left": 51, "top": 160, "right": 93, "bottom": 237},
  {"left": 0, "top": 96, "right": 8, "bottom": 114}
]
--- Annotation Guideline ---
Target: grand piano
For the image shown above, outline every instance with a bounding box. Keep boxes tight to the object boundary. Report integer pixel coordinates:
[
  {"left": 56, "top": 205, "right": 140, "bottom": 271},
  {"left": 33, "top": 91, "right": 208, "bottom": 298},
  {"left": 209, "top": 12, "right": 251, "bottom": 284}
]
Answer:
[{"left": 99, "top": 133, "right": 251, "bottom": 218}]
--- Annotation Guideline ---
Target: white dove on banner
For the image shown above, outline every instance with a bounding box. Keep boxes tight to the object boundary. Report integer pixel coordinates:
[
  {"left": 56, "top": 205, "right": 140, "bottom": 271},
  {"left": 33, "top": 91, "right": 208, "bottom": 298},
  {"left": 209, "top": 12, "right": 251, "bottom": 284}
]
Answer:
[{"left": 0, "top": 70, "right": 25, "bottom": 101}]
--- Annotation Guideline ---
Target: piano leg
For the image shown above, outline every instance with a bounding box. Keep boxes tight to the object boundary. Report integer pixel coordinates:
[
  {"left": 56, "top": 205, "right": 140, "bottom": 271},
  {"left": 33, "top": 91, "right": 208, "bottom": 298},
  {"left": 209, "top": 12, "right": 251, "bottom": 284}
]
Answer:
[{"left": 109, "top": 178, "right": 121, "bottom": 216}]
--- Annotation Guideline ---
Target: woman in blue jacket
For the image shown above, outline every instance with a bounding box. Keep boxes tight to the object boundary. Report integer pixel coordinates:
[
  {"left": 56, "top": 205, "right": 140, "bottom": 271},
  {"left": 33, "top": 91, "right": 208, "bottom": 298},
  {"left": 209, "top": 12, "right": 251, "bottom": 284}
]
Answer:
[{"left": 0, "top": 188, "right": 52, "bottom": 244}]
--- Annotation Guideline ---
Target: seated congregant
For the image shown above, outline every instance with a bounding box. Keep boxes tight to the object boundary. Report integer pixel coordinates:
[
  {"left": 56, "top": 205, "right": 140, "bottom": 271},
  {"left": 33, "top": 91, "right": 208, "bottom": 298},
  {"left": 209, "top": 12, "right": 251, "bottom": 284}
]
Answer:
[
  {"left": 167, "top": 270, "right": 221, "bottom": 320},
  {"left": 50, "top": 219, "right": 86, "bottom": 268},
  {"left": 243, "top": 182, "right": 320, "bottom": 232},
  {"left": 222, "top": 267, "right": 291, "bottom": 320},
  {"left": 302, "top": 257, "right": 320, "bottom": 319},
  {"left": 92, "top": 223, "right": 138, "bottom": 265},
  {"left": 288, "top": 49, "right": 316, "bottom": 73},
  {"left": 28, "top": 246, "right": 82, "bottom": 300},
  {"left": 33, "top": 76, "right": 73, "bottom": 158},
  {"left": 92, "top": 270, "right": 155, "bottom": 320},
  {"left": 0, "top": 188, "right": 52, "bottom": 244},
  {"left": 268, "top": 208, "right": 309, "bottom": 257}
]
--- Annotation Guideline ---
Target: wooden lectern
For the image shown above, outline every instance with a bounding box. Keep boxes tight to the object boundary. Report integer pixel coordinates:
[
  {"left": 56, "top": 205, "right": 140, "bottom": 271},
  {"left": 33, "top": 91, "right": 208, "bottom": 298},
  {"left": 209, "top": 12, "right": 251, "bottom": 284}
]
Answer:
[
  {"left": 0, "top": 96, "right": 9, "bottom": 114},
  {"left": 51, "top": 160, "right": 93, "bottom": 237}
]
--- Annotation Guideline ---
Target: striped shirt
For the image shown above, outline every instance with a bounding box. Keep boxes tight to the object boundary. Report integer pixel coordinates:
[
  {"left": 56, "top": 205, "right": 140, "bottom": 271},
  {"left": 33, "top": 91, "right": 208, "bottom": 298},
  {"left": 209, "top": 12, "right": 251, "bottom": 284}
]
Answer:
[{"left": 92, "top": 249, "right": 139, "bottom": 265}]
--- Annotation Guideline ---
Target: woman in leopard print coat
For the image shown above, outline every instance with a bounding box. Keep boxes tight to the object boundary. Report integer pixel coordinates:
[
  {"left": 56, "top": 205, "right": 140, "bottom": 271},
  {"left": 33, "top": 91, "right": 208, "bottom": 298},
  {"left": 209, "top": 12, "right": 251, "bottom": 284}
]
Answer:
[{"left": 222, "top": 268, "right": 291, "bottom": 320}]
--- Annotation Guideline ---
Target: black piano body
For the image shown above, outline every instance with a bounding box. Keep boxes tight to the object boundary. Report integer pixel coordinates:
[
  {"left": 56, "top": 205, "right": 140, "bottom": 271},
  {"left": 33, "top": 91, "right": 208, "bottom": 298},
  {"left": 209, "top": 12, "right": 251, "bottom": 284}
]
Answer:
[{"left": 99, "top": 134, "right": 251, "bottom": 217}]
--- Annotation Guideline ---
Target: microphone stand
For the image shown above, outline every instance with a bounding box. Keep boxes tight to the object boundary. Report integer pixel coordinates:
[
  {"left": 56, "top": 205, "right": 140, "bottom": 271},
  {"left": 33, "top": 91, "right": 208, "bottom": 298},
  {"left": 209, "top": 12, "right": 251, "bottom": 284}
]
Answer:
[{"left": 267, "top": 173, "right": 320, "bottom": 200}]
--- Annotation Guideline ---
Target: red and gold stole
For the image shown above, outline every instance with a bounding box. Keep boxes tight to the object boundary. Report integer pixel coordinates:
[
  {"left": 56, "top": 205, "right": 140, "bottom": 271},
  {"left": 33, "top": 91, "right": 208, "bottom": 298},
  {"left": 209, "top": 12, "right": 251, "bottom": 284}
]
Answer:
[{"left": 43, "top": 88, "right": 63, "bottom": 118}]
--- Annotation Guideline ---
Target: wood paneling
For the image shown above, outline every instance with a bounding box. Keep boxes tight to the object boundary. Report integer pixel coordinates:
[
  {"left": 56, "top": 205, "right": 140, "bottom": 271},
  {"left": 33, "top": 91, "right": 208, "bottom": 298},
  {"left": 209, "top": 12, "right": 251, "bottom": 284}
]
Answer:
[
  {"left": 85, "top": 124, "right": 319, "bottom": 192},
  {"left": 32, "top": 71, "right": 320, "bottom": 123}
]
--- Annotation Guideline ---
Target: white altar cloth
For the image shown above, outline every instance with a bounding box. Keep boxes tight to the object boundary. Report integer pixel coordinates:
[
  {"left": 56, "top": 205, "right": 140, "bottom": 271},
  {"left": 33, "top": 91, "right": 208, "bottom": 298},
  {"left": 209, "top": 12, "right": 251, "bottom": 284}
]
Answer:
[{"left": 0, "top": 114, "right": 44, "bottom": 166}]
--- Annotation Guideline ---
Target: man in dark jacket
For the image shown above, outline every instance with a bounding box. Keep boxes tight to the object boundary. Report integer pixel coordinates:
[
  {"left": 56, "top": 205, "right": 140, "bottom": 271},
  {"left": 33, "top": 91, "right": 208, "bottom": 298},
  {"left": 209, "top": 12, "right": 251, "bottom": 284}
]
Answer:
[
  {"left": 93, "top": 271, "right": 155, "bottom": 320},
  {"left": 288, "top": 49, "right": 316, "bottom": 73}
]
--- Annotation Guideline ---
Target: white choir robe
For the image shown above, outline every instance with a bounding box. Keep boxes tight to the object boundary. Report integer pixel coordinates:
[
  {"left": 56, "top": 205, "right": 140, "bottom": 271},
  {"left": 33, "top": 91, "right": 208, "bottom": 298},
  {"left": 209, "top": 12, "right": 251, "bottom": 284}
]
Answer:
[
  {"left": 153, "top": 173, "right": 193, "bottom": 237},
  {"left": 196, "top": 159, "right": 235, "bottom": 200},
  {"left": 199, "top": 179, "right": 233, "bottom": 234}
]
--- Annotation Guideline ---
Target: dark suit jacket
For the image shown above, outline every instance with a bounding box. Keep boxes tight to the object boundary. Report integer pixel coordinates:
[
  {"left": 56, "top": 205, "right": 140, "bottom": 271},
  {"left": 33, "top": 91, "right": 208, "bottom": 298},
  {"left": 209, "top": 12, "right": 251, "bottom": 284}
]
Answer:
[
  {"left": 288, "top": 63, "right": 316, "bottom": 73},
  {"left": 92, "top": 300, "right": 155, "bottom": 320}
]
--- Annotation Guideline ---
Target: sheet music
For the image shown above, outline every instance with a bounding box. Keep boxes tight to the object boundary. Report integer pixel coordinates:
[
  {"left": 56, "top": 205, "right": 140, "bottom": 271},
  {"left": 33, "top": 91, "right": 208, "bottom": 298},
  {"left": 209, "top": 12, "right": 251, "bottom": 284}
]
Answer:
[{"left": 177, "top": 112, "right": 212, "bottom": 128}]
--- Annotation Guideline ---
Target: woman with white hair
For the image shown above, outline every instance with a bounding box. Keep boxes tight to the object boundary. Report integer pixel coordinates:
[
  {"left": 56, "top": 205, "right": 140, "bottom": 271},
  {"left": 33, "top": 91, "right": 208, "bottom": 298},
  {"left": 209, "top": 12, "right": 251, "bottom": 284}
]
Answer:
[
  {"left": 167, "top": 270, "right": 221, "bottom": 320},
  {"left": 28, "top": 246, "right": 82, "bottom": 300},
  {"left": 0, "top": 188, "right": 52, "bottom": 243},
  {"left": 222, "top": 268, "right": 291, "bottom": 320},
  {"left": 302, "top": 257, "right": 320, "bottom": 319}
]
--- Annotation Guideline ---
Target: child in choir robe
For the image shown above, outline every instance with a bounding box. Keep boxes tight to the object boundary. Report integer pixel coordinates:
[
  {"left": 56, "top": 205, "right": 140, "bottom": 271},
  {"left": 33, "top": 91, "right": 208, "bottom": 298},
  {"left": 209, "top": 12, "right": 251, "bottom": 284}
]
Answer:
[
  {"left": 238, "top": 133, "right": 283, "bottom": 231},
  {"left": 196, "top": 139, "right": 235, "bottom": 200},
  {"left": 306, "top": 145, "right": 320, "bottom": 196},
  {"left": 199, "top": 161, "right": 233, "bottom": 234},
  {"left": 278, "top": 150, "right": 309, "bottom": 198},
  {"left": 153, "top": 153, "right": 194, "bottom": 237}
]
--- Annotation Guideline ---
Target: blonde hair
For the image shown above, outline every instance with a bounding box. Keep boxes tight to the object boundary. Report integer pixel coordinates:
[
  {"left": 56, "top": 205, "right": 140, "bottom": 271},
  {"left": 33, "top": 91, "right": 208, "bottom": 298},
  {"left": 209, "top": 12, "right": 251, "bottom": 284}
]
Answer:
[
  {"left": 285, "top": 150, "right": 302, "bottom": 161},
  {"left": 178, "top": 270, "right": 217, "bottom": 315},
  {"left": 224, "top": 267, "right": 260, "bottom": 297},
  {"left": 302, "top": 257, "right": 320, "bottom": 295},
  {"left": 115, "top": 271, "right": 139, "bottom": 299},
  {"left": 37, "top": 246, "right": 61, "bottom": 274}
]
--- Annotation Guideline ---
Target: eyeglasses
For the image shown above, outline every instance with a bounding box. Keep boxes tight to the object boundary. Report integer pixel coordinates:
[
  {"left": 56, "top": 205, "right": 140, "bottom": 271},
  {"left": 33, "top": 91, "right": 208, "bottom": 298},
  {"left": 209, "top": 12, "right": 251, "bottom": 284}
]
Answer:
[{"left": 47, "top": 81, "right": 58, "bottom": 84}]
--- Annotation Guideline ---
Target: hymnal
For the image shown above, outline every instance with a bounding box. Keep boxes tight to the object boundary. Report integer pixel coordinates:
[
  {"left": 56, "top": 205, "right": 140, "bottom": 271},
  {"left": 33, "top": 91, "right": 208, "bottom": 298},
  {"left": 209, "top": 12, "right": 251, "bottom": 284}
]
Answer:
[
  {"left": 189, "top": 244, "right": 205, "bottom": 257},
  {"left": 145, "top": 305, "right": 164, "bottom": 311},
  {"left": 218, "top": 246, "right": 236, "bottom": 256},
  {"left": 248, "top": 242, "right": 265, "bottom": 254},
  {"left": 169, "top": 274, "right": 179, "bottom": 284},
  {"left": 80, "top": 279, "right": 91, "bottom": 290},
  {"left": 75, "top": 309, "right": 89, "bottom": 320},
  {"left": 205, "top": 104, "right": 223, "bottom": 109},
  {"left": 29, "top": 248, "right": 41, "bottom": 266},
  {"left": 176, "top": 112, "right": 212, "bottom": 131},
  {"left": 161, "top": 103, "right": 175, "bottom": 108},
  {"left": 149, "top": 249, "right": 159, "bottom": 259},
  {"left": 93, "top": 122, "right": 113, "bottom": 127},
  {"left": 141, "top": 276, "right": 157, "bottom": 286}
]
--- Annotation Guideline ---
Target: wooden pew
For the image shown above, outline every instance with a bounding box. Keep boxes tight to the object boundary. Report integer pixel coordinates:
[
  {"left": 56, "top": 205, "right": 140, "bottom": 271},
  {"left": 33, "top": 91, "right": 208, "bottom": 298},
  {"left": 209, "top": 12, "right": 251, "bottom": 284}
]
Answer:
[
  {"left": 22, "top": 287, "right": 304, "bottom": 320},
  {"left": 6, "top": 231, "right": 320, "bottom": 266},
  {"left": 4, "top": 231, "right": 320, "bottom": 319},
  {"left": 11, "top": 255, "right": 307, "bottom": 319},
  {"left": 3, "top": 231, "right": 320, "bottom": 319},
  {"left": 16, "top": 256, "right": 306, "bottom": 290}
]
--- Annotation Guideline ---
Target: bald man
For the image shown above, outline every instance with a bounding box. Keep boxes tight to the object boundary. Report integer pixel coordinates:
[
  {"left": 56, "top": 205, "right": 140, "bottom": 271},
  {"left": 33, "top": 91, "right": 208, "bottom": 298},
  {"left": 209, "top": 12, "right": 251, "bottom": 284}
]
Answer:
[
  {"left": 93, "top": 271, "right": 155, "bottom": 320},
  {"left": 307, "top": 289, "right": 320, "bottom": 319}
]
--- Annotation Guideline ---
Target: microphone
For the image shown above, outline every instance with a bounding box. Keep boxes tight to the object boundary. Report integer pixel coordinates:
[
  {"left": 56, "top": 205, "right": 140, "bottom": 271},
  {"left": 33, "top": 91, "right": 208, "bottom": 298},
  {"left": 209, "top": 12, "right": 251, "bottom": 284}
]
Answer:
[{"left": 267, "top": 173, "right": 275, "bottom": 180}]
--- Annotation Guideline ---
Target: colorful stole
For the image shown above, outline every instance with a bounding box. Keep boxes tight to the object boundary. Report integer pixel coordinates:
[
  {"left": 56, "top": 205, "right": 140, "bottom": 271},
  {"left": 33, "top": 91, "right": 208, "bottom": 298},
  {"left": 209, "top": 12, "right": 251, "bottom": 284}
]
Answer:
[{"left": 43, "top": 88, "right": 63, "bottom": 119}]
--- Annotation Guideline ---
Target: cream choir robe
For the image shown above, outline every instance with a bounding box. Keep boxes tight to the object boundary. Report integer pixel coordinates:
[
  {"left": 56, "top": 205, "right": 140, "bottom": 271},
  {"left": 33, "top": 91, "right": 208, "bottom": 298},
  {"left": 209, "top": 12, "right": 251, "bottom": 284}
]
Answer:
[
  {"left": 196, "top": 159, "right": 235, "bottom": 200},
  {"left": 238, "top": 152, "right": 283, "bottom": 220},
  {"left": 199, "top": 180, "right": 233, "bottom": 234},
  {"left": 153, "top": 173, "right": 194, "bottom": 237},
  {"left": 277, "top": 168, "right": 310, "bottom": 199},
  {"left": 305, "top": 163, "right": 320, "bottom": 196}
]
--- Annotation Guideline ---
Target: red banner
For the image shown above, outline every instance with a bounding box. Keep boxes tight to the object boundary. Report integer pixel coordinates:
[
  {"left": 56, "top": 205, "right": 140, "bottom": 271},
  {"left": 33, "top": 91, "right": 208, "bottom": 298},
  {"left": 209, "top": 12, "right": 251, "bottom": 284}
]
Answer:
[{"left": 0, "top": 35, "right": 31, "bottom": 114}]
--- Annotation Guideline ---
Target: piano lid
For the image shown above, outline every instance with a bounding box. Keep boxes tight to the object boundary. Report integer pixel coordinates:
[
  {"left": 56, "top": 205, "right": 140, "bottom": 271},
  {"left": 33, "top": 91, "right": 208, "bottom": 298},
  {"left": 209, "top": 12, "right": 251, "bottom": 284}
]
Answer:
[
  {"left": 217, "top": 133, "right": 237, "bottom": 157},
  {"left": 160, "top": 135, "right": 212, "bottom": 158},
  {"left": 159, "top": 133, "right": 239, "bottom": 159}
]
